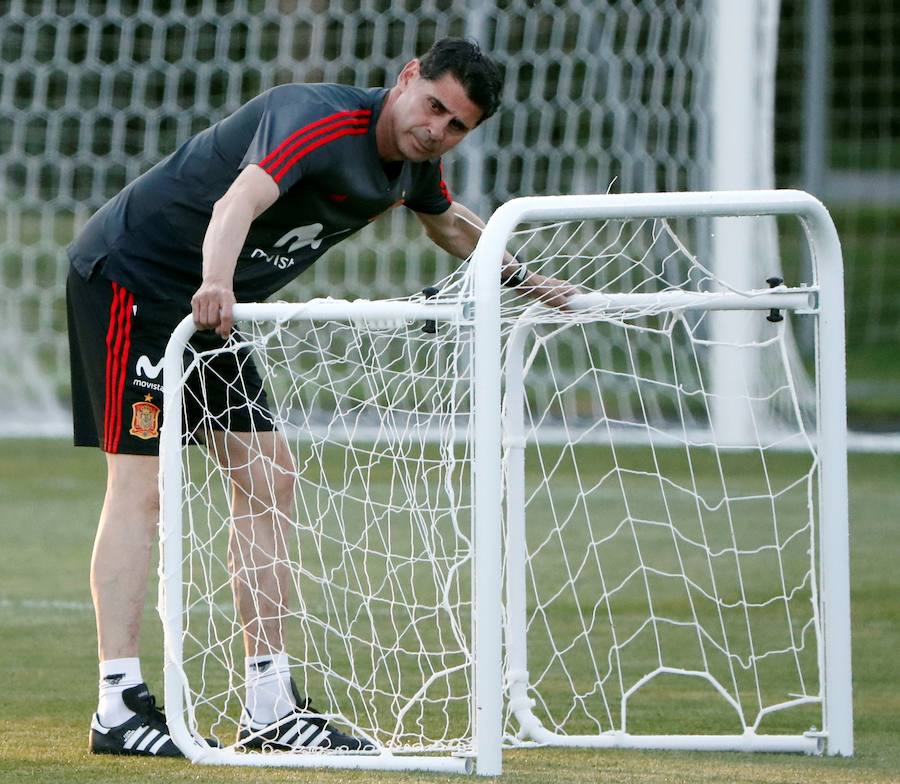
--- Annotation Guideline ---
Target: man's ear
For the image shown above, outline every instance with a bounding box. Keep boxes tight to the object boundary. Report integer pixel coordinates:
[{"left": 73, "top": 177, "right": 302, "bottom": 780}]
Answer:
[{"left": 396, "top": 58, "right": 420, "bottom": 90}]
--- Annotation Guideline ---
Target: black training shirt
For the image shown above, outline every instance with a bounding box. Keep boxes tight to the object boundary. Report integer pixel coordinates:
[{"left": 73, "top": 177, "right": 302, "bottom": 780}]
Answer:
[{"left": 68, "top": 83, "right": 453, "bottom": 304}]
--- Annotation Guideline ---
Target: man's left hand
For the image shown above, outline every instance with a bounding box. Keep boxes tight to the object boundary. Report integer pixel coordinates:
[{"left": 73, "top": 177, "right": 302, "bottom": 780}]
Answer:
[{"left": 519, "top": 273, "right": 580, "bottom": 309}]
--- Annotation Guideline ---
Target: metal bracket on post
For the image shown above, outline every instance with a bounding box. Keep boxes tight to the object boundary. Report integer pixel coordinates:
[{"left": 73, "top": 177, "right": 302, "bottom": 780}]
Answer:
[
  {"left": 422, "top": 286, "right": 440, "bottom": 333},
  {"left": 766, "top": 276, "right": 785, "bottom": 322}
]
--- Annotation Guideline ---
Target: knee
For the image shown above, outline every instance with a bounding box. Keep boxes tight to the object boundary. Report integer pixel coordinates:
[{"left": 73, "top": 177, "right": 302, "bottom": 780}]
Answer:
[
  {"left": 271, "top": 465, "right": 296, "bottom": 512},
  {"left": 231, "top": 459, "right": 296, "bottom": 512},
  {"left": 105, "top": 455, "right": 160, "bottom": 518},
  {"left": 217, "top": 433, "right": 296, "bottom": 512}
]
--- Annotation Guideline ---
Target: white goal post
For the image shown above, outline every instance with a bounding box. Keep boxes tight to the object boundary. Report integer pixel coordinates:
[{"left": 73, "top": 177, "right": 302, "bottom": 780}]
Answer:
[{"left": 158, "top": 190, "right": 851, "bottom": 774}]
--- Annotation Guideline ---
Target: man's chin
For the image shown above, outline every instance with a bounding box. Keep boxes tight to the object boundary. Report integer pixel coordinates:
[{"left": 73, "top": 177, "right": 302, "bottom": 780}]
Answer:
[{"left": 405, "top": 139, "right": 438, "bottom": 162}]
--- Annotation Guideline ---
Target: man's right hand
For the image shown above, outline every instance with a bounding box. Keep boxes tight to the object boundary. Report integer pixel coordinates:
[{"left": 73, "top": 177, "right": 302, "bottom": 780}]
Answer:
[
  {"left": 192, "top": 165, "right": 279, "bottom": 339},
  {"left": 191, "top": 281, "right": 236, "bottom": 338}
]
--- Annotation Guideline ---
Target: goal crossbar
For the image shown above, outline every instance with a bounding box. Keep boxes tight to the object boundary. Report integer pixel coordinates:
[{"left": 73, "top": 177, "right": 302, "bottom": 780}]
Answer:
[{"left": 568, "top": 289, "right": 816, "bottom": 314}]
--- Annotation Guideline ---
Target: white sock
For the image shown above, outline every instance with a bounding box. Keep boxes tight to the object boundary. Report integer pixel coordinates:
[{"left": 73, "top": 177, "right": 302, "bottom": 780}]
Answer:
[
  {"left": 245, "top": 652, "right": 294, "bottom": 724},
  {"left": 97, "top": 657, "right": 143, "bottom": 728}
]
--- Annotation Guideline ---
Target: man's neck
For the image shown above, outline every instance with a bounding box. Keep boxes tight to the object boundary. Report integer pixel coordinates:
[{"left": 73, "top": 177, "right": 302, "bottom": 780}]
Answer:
[{"left": 375, "top": 88, "right": 402, "bottom": 162}]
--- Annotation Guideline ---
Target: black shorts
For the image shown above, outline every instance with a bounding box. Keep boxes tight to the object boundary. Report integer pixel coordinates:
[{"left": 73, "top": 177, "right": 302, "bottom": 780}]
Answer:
[{"left": 66, "top": 265, "right": 274, "bottom": 455}]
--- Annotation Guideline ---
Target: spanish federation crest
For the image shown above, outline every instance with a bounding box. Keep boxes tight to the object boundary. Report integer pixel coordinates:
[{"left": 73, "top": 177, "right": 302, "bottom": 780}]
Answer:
[{"left": 130, "top": 394, "right": 160, "bottom": 440}]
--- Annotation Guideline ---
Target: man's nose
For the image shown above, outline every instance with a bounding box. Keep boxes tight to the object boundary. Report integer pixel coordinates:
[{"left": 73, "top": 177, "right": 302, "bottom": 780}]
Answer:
[{"left": 426, "top": 119, "right": 445, "bottom": 143}]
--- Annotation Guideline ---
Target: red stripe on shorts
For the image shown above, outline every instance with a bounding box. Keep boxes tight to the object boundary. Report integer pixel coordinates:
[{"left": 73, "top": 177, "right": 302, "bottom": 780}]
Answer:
[
  {"left": 103, "top": 284, "right": 134, "bottom": 453},
  {"left": 102, "top": 286, "right": 122, "bottom": 451},
  {"left": 110, "top": 289, "right": 135, "bottom": 453}
]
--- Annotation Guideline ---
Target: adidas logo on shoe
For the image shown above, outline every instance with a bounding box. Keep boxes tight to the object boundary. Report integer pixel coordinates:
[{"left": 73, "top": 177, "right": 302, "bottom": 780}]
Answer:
[
  {"left": 236, "top": 678, "right": 375, "bottom": 752},
  {"left": 89, "top": 683, "right": 181, "bottom": 757}
]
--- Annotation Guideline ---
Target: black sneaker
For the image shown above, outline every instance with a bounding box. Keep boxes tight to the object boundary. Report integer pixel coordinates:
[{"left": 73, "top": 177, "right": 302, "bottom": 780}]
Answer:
[
  {"left": 237, "top": 679, "right": 375, "bottom": 752},
  {"left": 89, "top": 683, "right": 182, "bottom": 757}
]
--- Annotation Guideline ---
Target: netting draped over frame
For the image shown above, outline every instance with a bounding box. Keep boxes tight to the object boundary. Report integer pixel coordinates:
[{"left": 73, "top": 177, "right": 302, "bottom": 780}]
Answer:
[{"left": 165, "top": 213, "right": 822, "bottom": 759}]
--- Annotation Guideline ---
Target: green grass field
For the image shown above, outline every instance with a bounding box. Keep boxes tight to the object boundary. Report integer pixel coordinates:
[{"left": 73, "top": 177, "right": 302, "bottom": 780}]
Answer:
[{"left": 0, "top": 439, "right": 898, "bottom": 783}]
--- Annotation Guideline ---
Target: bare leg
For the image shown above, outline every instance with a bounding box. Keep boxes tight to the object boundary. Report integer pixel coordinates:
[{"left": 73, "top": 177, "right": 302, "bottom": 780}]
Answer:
[
  {"left": 210, "top": 430, "right": 297, "bottom": 657},
  {"left": 91, "top": 453, "right": 160, "bottom": 660}
]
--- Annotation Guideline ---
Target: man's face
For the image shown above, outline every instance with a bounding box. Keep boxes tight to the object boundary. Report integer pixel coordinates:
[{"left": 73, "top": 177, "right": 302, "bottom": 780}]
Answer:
[{"left": 386, "top": 60, "right": 484, "bottom": 162}]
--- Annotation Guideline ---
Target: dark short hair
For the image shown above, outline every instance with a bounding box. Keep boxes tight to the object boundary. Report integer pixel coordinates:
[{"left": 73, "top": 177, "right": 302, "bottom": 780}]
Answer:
[{"left": 418, "top": 38, "right": 503, "bottom": 124}]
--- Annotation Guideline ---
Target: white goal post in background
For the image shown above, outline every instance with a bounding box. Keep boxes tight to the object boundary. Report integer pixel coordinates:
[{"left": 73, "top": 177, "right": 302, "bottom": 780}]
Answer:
[{"left": 159, "top": 190, "right": 851, "bottom": 774}]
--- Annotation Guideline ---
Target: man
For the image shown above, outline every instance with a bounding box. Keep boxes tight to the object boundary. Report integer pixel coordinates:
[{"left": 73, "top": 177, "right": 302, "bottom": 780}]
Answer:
[{"left": 67, "top": 37, "right": 575, "bottom": 757}]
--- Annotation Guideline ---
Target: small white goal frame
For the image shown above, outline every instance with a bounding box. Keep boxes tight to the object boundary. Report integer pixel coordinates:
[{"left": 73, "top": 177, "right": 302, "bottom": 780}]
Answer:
[
  {"left": 490, "top": 191, "right": 851, "bottom": 758},
  {"left": 158, "top": 190, "right": 851, "bottom": 775},
  {"left": 158, "top": 298, "right": 490, "bottom": 775}
]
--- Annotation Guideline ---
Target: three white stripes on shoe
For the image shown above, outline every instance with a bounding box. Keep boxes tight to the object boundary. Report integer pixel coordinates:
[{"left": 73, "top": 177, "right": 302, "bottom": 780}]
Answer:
[
  {"left": 242, "top": 714, "right": 333, "bottom": 749},
  {"left": 276, "top": 717, "right": 331, "bottom": 749},
  {"left": 121, "top": 724, "right": 172, "bottom": 755}
]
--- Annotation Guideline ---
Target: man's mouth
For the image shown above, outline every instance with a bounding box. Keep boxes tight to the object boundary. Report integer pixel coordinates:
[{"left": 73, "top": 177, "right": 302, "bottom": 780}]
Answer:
[{"left": 412, "top": 134, "right": 437, "bottom": 156}]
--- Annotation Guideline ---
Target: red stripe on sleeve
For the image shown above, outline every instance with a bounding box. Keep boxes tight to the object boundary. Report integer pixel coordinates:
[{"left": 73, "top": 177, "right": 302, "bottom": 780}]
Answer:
[
  {"left": 264, "top": 116, "right": 370, "bottom": 181},
  {"left": 270, "top": 125, "right": 370, "bottom": 184},
  {"left": 438, "top": 162, "right": 453, "bottom": 203},
  {"left": 258, "top": 109, "right": 372, "bottom": 171}
]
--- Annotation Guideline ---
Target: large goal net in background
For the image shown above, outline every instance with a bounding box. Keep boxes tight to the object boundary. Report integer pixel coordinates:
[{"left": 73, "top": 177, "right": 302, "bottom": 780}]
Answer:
[
  {"left": 1, "top": 1, "right": 896, "bottom": 437},
  {"left": 776, "top": 0, "right": 900, "bottom": 357},
  {"left": 2, "top": 0, "right": 710, "bottom": 435}
]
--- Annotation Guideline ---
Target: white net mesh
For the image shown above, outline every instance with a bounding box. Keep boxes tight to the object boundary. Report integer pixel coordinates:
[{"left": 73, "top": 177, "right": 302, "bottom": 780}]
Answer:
[
  {"left": 499, "top": 214, "right": 814, "bottom": 439},
  {"left": 173, "top": 310, "right": 476, "bottom": 754},
  {"left": 505, "top": 427, "right": 820, "bottom": 739},
  {"left": 503, "top": 334, "right": 820, "bottom": 743},
  {"left": 164, "top": 212, "right": 825, "bottom": 763},
  {"left": 499, "top": 216, "right": 821, "bottom": 742}
]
